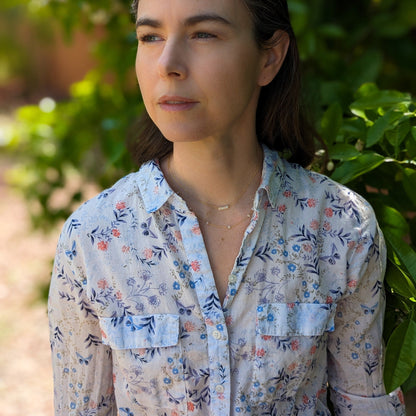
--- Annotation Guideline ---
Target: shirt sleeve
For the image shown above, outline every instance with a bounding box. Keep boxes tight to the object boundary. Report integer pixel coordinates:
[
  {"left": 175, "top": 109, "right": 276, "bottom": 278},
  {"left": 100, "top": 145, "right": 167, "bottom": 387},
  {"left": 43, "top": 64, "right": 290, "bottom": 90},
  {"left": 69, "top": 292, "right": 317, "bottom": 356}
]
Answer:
[
  {"left": 327, "top": 212, "right": 406, "bottom": 415},
  {"left": 48, "top": 224, "right": 116, "bottom": 416}
]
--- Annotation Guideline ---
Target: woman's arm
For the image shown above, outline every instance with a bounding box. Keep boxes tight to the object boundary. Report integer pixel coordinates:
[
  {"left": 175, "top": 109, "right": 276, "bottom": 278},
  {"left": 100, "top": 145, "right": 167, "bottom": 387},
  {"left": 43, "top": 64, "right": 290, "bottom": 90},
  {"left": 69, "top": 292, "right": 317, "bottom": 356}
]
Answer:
[
  {"left": 48, "top": 225, "right": 116, "bottom": 416},
  {"left": 327, "top": 222, "right": 405, "bottom": 415}
]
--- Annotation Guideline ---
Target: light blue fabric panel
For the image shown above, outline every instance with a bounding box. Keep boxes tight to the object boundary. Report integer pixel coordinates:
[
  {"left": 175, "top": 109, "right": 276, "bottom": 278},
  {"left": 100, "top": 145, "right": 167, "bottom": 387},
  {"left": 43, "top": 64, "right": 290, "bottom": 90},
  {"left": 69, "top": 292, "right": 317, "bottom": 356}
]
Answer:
[
  {"left": 99, "top": 313, "right": 179, "bottom": 349},
  {"left": 257, "top": 302, "right": 336, "bottom": 336}
]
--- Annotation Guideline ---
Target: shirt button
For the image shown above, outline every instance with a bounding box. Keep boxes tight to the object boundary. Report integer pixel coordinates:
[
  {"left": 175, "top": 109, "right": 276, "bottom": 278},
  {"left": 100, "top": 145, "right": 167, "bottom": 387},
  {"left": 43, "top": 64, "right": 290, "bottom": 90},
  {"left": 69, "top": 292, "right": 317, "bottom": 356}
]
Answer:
[
  {"left": 229, "top": 274, "right": 237, "bottom": 284},
  {"left": 212, "top": 330, "right": 221, "bottom": 340},
  {"left": 215, "top": 384, "right": 225, "bottom": 393}
]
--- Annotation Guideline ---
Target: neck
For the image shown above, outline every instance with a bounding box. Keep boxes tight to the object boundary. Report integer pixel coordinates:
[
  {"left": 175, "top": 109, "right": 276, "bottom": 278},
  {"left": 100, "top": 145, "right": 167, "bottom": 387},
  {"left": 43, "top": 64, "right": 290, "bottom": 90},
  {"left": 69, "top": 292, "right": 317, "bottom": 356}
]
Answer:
[{"left": 162, "top": 139, "right": 263, "bottom": 208}]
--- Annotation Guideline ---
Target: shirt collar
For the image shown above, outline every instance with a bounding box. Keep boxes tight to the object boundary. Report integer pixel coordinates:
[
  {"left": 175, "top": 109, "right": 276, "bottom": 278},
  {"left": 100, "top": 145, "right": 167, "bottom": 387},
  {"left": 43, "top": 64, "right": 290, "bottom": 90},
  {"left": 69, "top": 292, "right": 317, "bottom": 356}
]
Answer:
[{"left": 137, "top": 145, "right": 284, "bottom": 213}]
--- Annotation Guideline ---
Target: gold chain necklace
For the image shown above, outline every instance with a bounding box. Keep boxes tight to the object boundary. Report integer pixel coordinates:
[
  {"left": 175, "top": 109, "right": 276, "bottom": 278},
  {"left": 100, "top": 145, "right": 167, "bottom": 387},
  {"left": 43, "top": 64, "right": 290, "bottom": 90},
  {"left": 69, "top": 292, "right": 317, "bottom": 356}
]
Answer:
[
  {"left": 167, "top": 156, "right": 260, "bottom": 212},
  {"left": 201, "top": 210, "right": 253, "bottom": 230},
  {"left": 166, "top": 156, "right": 260, "bottom": 230}
]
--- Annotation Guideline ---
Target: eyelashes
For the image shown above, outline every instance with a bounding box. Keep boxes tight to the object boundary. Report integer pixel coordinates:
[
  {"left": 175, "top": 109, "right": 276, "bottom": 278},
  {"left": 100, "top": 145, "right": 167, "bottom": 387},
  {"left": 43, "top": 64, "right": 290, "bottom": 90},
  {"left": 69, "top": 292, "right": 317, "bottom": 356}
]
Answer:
[{"left": 137, "top": 32, "right": 218, "bottom": 43}]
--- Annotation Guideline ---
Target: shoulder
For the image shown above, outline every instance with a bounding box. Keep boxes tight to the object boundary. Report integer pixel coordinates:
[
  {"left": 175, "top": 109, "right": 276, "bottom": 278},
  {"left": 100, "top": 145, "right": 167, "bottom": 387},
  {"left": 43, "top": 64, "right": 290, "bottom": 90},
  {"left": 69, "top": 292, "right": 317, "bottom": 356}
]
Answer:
[
  {"left": 59, "top": 168, "right": 147, "bottom": 241},
  {"left": 275, "top": 156, "right": 378, "bottom": 234}
]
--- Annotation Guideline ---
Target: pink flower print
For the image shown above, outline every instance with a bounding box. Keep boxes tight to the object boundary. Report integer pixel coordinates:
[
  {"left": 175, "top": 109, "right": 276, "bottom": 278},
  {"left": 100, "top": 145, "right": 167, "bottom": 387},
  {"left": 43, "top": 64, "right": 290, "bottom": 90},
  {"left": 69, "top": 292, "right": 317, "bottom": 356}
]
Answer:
[
  {"left": 171, "top": 410, "right": 179, "bottom": 416},
  {"left": 348, "top": 241, "right": 356, "bottom": 249},
  {"left": 112, "top": 373, "right": 116, "bottom": 383},
  {"left": 187, "top": 402, "right": 195, "bottom": 412},
  {"left": 184, "top": 321, "right": 195, "bottom": 332},
  {"left": 326, "top": 296, "right": 333, "bottom": 304},
  {"left": 97, "top": 279, "right": 108, "bottom": 289},
  {"left": 191, "top": 260, "right": 201, "bottom": 272},
  {"left": 205, "top": 318, "right": 214, "bottom": 326},
  {"left": 116, "top": 201, "right": 126, "bottom": 210},
  {"left": 112, "top": 229, "right": 121, "bottom": 238},
  {"left": 174, "top": 230, "right": 182, "bottom": 241},
  {"left": 162, "top": 207, "right": 171, "bottom": 216},
  {"left": 191, "top": 225, "right": 201, "bottom": 235},
  {"left": 100, "top": 329, "right": 107, "bottom": 339},
  {"left": 323, "top": 221, "right": 331, "bottom": 231},
  {"left": 137, "top": 348, "right": 146, "bottom": 356},
  {"left": 261, "top": 335, "right": 272, "bottom": 341},
  {"left": 291, "top": 339, "right": 299, "bottom": 351},
  {"left": 278, "top": 204, "right": 287, "bottom": 213},
  {"left": 143, "top": 248, "right": 153, "bottom": 259},
  {"left": 169, "top": 244, "right": 178, "bottom": 253},
  {"left": 256, "top": 348, "right": 266, "bottom": 357},
  {"left": 355, "top": 244, "right": 364, "bottom": 253},
  {"left": 303, "top": 394, "right": 310, "bottom": 404},
  {"left": 122, "top": 245, "right": 130, "bottom": 253},
  {"left": 116, "top": 291, "right": 122, "bottom": 300},
  {"left": 287, "top": 362, "right": 297, "bottom": 372},
  {"left": 287, "top": 303, "right": 295, "bottom": 309},
  {"left": 225, "top": 316, "right": 233, "bottom": 326},
  {"left": 324, "top": 207, "right": 333, "bottom": 217},
  {"left": 310, "top": 220, "right": 319, "bottom": 230},
  {"left": 218, "top": 393, "right": 225, "bottom": 400},
  {"left": 97, "top": 241, "right": 108, "bottom": 251},
  {"left": 310, "top": 345, "right": 317, "bottom": 355},
  {"left": 307, "top": 198, "right": 316, "bottom": 208},
  {"left": 347, "top": 280, "right": 357, "bottom": 288},
  {"left": 303, "top": 243, "right": 312, "bottom": 253},
  {"left": 283, "top": 190, "right": 292, "bottom": 198}
]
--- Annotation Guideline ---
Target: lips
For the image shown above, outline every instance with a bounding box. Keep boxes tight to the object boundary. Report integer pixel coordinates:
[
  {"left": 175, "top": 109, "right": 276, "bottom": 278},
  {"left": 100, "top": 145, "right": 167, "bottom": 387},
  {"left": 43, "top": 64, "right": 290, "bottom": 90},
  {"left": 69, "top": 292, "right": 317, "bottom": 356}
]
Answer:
[{"left": 158, "top": 96, "right": 199, "bottom": 112}]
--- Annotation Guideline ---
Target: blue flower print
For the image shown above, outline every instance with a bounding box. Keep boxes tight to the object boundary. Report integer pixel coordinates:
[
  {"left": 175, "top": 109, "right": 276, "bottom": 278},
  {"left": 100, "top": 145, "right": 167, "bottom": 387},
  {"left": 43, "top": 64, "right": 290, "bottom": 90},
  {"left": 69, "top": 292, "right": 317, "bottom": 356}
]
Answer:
[
  {"left": 267, "top": 313, "right": 274, "bottom": 321},
  {"left": 257, "top": 306, "right": 264, "bottom": 312},
  {"left": 173, "top": 282, "right": 180, "bottom": 290},
  {"left": 292, "top": 244, "right": 300, "bottom": 252},
  {"left": 278, "top": 238, "right": 284, "bottom": 245},
  {"left": 283, "top": 250, "right": 289, "bottom": 257},
  {"left": 164, "top": 377, "right": 172, "bottom": 384},
  {"left": 365, "top": 343, "right": 372, "bottom": 350},
  {"left": 271, "top": 248, "right": 277, "bottom": 254},
  {"left": 216, "top": 324, "right": 223, "bottom": 331},
  {"left": 352, "top": 353, "right": 359, "bottom": 359},
  {"left": 304, "top": 291, "right": 310, "bottom": 298},
  {"left": 189, "top": 281, "right": 196, "bottom": 289},
  {"left": 179, "top": 272, "right": 185, "bottom": 279},
  {"left": 288, "top": 263, "right": 296, "bottom": 272}
]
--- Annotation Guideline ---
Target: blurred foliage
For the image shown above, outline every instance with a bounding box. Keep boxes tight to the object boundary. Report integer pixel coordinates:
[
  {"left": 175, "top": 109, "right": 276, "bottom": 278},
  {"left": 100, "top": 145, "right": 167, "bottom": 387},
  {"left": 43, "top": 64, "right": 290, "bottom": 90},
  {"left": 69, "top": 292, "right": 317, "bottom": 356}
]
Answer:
[{"left": 2, "top": 0, "right": 416, "bottom": 395}]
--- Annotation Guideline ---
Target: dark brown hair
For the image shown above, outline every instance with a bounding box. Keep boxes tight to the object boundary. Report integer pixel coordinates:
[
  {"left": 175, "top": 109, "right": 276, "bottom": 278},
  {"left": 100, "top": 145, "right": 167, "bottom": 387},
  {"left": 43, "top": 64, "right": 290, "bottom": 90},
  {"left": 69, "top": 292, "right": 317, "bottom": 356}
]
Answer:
[{"left": 129, "top": 0, "right": 317, "bottom": 167}]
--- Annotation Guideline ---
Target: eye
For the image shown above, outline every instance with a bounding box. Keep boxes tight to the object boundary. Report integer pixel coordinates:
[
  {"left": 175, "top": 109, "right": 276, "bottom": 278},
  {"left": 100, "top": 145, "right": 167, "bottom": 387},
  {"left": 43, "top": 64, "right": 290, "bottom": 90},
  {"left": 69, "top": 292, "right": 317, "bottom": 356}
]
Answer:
[
  {"left": 138, "top": 34, "right": 163, "bottom": 43},
  {"left": 192, "top": 32, "right": 217, "bottom": 40}
]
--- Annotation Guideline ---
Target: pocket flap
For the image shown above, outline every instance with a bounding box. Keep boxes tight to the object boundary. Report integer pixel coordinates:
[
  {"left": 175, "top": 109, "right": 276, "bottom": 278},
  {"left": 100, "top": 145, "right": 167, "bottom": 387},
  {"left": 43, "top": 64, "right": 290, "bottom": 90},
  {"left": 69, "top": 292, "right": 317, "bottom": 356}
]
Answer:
[
  {"left": 257, "top": 302, "right": 335, "bottom": 336},
  {"left": 99, "top": 314, "right": 179, "bottom": 349}
]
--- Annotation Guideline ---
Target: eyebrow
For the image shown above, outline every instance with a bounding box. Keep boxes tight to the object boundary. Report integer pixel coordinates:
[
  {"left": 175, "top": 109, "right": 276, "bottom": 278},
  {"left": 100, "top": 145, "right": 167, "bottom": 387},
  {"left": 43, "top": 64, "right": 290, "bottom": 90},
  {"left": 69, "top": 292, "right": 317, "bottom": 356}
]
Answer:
[{"left": 135, "top": 13, "right": 233, "bottom": 29}]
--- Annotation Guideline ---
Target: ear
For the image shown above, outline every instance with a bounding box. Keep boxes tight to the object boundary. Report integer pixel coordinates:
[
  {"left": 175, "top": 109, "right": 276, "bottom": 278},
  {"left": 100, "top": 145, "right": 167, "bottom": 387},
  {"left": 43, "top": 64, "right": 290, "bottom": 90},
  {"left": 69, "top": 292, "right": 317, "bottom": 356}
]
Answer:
[{"left": 258, "top": 30, "right": 290, "bottom": 87}]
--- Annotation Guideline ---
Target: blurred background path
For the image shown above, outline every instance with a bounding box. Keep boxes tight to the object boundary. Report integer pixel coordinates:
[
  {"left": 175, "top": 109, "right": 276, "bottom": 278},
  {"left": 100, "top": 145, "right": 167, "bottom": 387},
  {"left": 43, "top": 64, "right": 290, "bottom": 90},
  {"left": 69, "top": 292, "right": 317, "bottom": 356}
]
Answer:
[{"left": 0, "top": 154, "right": 55, "bottom": 415}]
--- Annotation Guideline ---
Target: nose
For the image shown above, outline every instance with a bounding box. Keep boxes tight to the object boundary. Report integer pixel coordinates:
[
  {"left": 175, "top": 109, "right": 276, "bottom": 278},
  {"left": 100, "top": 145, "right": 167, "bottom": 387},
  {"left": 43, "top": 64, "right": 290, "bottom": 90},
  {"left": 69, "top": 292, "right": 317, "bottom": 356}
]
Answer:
[{"left": 157, "top": 38, "right": 187, "bottom": 79}]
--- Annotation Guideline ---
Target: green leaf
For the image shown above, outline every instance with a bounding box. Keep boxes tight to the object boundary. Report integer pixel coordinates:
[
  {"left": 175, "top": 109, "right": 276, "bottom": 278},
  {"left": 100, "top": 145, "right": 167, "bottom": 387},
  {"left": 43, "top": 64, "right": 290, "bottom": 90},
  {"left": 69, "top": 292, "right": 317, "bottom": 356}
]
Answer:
[
  {"left": 374, "top": 204, "right": 409, "bottom": 238},
  {"left": 328, "top": 144, "right": 360, "bottom": 161},
  {"left": 384, "top": 318, "right": 416, "bottom": 393},
  {"left": 350, "top": 89, "right": 412, "bottom": 119},
  {"left": 402, "top": 362, "right": 416, "bottom": 393},
  {"left": 402, "top": 168, "right": 416, "bottom": 206},
  {"left": 321, "top": 103, "right": 343, "bottom": 143},
  {"left": 385, "top": 262, "right": 416, "bottom": 300},
  {"left": 330, "top": 153, "right": 385, "bottom": 184},
  {"left": 385, "top": 119, "right": 411, "bottom": 150},
  {"left": 366, "top": 109, "right": 404, "bottom": 147},
  {"left": 384, "top": 229, "right": 416, "bottom": 287}
]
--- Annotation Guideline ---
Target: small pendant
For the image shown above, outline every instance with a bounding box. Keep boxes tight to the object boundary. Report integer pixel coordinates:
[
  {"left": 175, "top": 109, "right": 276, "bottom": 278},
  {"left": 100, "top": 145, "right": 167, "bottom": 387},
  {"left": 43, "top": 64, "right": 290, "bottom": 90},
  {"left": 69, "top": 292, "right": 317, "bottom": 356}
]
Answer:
[
  {"left": 218, "top": 205, "right": 230, "bottom": 211},
  {"left": 227, "top": 225, "right": 232, "bottom": 230}
]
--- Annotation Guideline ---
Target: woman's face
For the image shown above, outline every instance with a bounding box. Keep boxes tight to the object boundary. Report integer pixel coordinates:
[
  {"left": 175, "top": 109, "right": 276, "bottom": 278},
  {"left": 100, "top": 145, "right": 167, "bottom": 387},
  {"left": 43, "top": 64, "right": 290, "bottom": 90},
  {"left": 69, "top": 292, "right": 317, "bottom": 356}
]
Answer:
[{"left": 135, "top": 0, "right": 269, "bottom": 145}]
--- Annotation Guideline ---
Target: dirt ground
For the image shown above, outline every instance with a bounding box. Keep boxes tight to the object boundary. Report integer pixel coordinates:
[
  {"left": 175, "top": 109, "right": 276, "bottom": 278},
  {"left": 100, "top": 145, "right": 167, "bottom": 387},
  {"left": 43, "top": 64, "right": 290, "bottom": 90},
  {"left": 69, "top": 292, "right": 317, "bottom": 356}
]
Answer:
[{"left": 0, "top": 152, "right": 415, "bottom": 415}]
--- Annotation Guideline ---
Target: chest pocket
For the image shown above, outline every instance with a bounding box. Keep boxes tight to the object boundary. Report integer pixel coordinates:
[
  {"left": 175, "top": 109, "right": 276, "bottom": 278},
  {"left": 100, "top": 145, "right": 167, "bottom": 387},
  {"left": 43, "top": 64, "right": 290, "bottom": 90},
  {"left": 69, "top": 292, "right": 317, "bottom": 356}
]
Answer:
[
  {"left": 99, "top": 314, "right": 186, "bottom": 413},
  {"left": 251, "top": 303, "right": 336, "bottom": 413}
]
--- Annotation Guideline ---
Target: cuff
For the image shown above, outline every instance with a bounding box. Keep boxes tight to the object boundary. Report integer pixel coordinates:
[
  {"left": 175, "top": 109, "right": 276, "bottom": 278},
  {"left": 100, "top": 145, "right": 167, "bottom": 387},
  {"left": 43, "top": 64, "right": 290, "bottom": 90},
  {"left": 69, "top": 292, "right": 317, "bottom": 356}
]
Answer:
[{"left": 330, "top": 387, "right": 406, "bottom": 416}]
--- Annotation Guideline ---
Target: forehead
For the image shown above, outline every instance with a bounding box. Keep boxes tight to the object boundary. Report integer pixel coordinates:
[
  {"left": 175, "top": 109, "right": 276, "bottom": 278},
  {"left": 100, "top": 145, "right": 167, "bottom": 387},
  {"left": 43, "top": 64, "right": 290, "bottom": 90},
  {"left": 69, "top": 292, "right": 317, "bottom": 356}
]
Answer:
[{"left": 136, "top": 0, "right": 252, "bottom": 27}]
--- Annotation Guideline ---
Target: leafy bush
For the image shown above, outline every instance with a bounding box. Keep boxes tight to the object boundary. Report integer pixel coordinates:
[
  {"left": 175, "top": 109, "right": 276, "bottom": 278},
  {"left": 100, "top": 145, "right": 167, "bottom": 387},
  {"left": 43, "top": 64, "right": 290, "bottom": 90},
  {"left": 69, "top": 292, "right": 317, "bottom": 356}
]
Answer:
[{"left": 2, "top": 0, "right": 416, "bottom": 394}]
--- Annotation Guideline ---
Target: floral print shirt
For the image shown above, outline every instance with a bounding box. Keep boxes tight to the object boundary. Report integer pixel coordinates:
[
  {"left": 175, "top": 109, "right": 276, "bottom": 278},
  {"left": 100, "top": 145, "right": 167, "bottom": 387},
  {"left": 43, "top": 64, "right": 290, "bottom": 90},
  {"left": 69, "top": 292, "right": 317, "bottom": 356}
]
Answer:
[{"left": 49, "top": 146, "right": 406, "bottom": 416}]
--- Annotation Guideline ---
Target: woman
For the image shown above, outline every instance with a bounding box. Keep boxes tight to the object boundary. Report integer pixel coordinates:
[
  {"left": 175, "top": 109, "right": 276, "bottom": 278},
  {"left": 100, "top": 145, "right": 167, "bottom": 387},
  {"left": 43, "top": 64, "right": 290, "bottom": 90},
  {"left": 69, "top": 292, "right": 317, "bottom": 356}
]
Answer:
[{"left": 48, "top": 0, "right": 406, "bottom": 415}]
